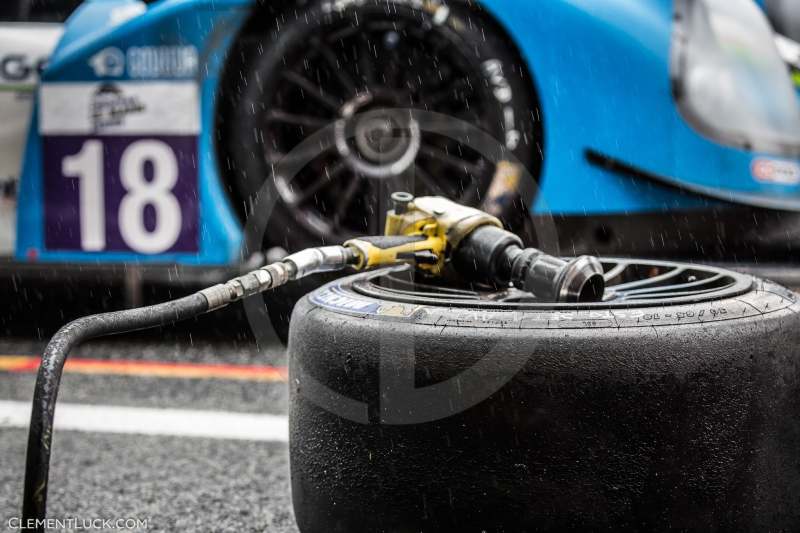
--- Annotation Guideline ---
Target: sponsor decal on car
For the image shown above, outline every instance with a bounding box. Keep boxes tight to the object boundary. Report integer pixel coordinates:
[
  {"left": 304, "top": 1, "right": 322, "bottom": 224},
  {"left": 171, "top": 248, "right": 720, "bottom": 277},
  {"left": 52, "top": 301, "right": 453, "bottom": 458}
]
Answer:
[
  {"left": 751, "top": 157, "right": 800, "bottom": 185},
  {"left": 127, "top": 46, "right": 198, "bottom": 79},
  {"left": 41, "top": 81, "right": 199, "bottom": 135},
  {"left": 91, "top": 84, "right": 145, "bottom": 131},
  {"left": 89, "top": 47, "right": 125, "bottom": 78},
  {"left": 0, "top": 54, "right": 48, "bottom": 85},
  {"left": 89, "top": 45, "right": 198, "bottom": 79},
  {"left": 39, "top": 81, "right": 200, "bottom": 255}
]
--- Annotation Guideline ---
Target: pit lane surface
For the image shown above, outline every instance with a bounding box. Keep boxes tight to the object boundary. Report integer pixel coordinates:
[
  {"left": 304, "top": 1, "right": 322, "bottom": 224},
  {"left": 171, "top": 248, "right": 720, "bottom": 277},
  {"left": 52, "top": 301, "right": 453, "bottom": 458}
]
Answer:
[{"left": 0, "top": 319, "right": 300, "bottom": 532}]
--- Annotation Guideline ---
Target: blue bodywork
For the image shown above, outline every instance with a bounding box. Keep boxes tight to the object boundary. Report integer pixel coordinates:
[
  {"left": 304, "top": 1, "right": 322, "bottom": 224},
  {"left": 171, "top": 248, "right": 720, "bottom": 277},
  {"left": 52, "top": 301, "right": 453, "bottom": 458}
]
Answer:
[
  {"left": 15, "top": 0, "right": 800, "bottom": 265},
  {"left": 480, "top": 0, "right": 800, "bottom": 215},
  {"left": 17, "top": 0, "right": 249, "bottom": 264}
]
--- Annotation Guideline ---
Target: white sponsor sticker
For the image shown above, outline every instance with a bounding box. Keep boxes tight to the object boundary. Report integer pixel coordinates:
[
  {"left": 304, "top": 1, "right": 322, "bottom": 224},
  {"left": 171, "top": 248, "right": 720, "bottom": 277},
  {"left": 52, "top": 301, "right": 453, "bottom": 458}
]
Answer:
[
  {"left": 39, "top": 81, "right": 200, "bottom": 135},
  {"left": 751, "top": 157, "right": 800, "bottom": 186},
  {"left": 88, "top": 45, "right": 198, "bottom": 79}
]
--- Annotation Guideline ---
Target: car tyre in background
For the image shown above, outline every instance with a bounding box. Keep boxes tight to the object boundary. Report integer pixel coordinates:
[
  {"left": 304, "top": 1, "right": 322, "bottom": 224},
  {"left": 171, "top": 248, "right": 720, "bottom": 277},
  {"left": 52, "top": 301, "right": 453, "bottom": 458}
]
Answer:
[{"left": 219, "top": 0, "right": 542, "bottom": 341}]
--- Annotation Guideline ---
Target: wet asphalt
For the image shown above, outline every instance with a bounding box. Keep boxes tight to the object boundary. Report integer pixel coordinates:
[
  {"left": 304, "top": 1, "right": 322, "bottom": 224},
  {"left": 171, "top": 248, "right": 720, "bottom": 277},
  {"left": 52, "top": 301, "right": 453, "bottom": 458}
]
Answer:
[{"left": 0, "top": 290, "right": 300, "bottom": 532}]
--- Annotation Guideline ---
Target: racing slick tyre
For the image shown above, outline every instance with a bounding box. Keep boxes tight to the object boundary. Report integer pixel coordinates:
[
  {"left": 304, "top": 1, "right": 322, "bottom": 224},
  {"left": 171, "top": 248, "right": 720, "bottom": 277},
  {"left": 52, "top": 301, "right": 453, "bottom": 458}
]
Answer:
[
  {"left": 221, "top": 0, "right": 542, "bottom": 341},
  {"left": 287, "top": 260, "right": 800, "bottom": 532}
]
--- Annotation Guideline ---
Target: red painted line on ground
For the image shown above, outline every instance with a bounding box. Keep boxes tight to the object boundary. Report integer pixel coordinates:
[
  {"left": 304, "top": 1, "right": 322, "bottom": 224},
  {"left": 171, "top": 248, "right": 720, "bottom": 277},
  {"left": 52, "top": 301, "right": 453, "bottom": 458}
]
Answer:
[{"left": 0, "top": 356, "right": 288, "bottom": 382}]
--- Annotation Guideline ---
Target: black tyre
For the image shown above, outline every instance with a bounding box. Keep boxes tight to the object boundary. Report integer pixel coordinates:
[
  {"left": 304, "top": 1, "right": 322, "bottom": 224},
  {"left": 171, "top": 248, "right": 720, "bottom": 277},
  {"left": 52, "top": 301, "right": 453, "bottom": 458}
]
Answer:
[
  {"left": 288, "top": 260, "right": 800, "bottom": 532},
  {"left": 228, "top": 0, "right": 541, "bottom": 247}
]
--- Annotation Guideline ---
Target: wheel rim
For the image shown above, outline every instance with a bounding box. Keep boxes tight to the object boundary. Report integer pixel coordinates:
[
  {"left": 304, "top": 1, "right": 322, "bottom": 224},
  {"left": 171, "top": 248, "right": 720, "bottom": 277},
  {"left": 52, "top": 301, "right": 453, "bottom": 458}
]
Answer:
[
  {"left": 262, "top": 5, "right": 507, "bottom": 241},
  {"left": 351, "top": 259, "right": 755, "bottom": 309}
]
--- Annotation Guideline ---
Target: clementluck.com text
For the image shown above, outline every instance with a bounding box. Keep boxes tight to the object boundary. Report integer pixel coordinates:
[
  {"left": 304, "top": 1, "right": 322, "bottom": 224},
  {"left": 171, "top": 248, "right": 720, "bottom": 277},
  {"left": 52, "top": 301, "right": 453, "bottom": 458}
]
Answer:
[{"left": 8, "top": 517, "right": 149, "bottom": 530}]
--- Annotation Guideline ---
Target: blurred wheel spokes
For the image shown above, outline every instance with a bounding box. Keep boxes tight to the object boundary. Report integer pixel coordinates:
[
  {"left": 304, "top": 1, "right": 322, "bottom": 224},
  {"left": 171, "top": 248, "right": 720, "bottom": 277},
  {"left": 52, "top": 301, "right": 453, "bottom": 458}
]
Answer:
[{"left": 260, "top": 4, "right": 500, "bottom": 240}]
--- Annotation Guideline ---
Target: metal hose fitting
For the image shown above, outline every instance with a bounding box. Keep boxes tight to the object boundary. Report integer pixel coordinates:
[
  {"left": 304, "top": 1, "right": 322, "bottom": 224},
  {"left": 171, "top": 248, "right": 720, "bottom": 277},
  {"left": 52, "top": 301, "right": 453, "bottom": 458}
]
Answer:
[
  {"left": 508, "top": 248, "right": 605, "bottom": 303},
  {"left": 283, "top": 246, "right": 355, "bottom": 280},
  {"left": 453, "top": 225, "right": 606, "bottom": 303},
  {"left": 199, "top": 246, "right": 354, "bottom": 311}
]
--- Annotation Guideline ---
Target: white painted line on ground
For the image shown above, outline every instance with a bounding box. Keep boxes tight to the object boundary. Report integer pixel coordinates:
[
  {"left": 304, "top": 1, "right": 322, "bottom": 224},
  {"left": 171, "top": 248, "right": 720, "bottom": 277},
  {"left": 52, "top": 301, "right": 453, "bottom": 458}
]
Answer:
[{"left": 0, "top": 400, "right": 288, "bottom": 442}]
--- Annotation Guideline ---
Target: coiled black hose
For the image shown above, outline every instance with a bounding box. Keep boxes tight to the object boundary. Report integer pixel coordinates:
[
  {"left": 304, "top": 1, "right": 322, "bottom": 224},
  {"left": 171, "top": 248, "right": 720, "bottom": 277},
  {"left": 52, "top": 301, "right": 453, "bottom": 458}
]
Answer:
[{"left": 22, "top": 294, "right": 210, "bottom": 532}]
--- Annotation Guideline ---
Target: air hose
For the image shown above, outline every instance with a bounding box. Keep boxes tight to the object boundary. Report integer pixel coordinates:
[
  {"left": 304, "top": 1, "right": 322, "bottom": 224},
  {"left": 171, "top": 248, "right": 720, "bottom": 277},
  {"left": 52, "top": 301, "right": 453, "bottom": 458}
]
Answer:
[
  {"left": 21, "top": 248, "right": 355, "bottom": 532},
  {"left": 23, "top": 294, "right": 209, "bottom": 529},
  {"left": 21, "top": 194, "right": 605, "bottom": 531}
]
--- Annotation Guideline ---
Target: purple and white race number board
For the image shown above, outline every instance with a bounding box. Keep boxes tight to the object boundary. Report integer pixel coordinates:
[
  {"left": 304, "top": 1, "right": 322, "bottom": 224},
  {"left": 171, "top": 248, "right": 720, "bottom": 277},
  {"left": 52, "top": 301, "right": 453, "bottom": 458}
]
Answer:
[{"left": 39, "top": 81, "right": 200, "bottom": 254}]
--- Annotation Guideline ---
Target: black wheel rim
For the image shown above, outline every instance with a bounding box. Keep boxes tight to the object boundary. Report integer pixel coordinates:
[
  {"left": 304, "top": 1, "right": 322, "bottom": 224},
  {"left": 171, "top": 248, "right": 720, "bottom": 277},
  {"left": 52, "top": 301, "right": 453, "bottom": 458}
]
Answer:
[
  {"left": 351, "top": 259, "right": 755, "bottom": 309},
  {"left": 261, "top": 4, "right": 506, "bottom": 241}
]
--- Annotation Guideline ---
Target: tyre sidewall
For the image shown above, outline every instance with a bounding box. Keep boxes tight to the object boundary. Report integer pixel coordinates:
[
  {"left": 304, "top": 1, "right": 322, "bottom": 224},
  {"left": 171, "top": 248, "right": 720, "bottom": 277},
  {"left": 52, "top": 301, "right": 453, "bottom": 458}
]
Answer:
[{"left": 288, "top": 276, "right": 800, "bottom": 531}]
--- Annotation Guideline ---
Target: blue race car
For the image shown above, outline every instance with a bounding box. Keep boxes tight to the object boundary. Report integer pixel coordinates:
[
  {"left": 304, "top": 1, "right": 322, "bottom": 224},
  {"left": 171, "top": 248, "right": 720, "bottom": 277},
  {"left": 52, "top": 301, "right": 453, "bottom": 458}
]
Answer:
[{"left": 8, "top": 0, "right": 800, "bottom": 276}]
